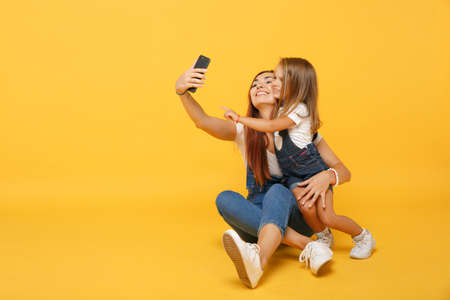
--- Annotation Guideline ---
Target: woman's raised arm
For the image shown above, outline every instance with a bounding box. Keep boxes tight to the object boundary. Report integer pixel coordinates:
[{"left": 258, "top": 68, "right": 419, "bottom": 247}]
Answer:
[{"left": 176, "top": 67, "right": 236, "bottom": 141}]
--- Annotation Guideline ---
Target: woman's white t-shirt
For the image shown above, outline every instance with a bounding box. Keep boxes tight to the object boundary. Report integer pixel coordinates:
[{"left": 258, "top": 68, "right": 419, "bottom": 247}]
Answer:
[{"left": 234, "top": 122, "right": 322, "bottom": 177}]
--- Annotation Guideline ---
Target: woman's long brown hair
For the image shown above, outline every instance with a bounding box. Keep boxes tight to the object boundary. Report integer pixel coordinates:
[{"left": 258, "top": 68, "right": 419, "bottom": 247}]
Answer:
[
  {"left": 245, "top": 70, "right": 274, "bottom": 186},
  {"left": 274, "top": 57, "right": 322, "bottom": 134}
]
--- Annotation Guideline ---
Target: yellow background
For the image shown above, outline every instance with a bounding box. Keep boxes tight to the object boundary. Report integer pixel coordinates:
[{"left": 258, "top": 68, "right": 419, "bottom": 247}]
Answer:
[{"left": 2, "top": 0, "right": 450, "bottom": 299}]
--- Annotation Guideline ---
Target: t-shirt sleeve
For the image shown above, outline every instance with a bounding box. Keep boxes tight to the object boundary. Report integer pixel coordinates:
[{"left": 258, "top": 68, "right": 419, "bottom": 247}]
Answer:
[
  {"left": 286, "top": 103, "right": 309, "bottom": 125},
  {"left": 313, "top": 132, "right": 323, "bottom": 145},
  {"left": 234, "top": 122, "right": 245, "bottom": 146}
]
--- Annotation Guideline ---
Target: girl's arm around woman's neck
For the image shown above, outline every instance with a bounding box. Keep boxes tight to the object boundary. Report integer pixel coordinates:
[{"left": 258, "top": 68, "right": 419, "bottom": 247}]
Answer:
[{"left": 238, "top": 116, "right": 295, "bottom": 133}]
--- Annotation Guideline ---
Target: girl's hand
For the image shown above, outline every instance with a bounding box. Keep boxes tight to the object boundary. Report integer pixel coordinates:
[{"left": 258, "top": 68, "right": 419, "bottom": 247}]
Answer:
[
  {"left": 296, "top": 170, "right": 333, "bottom": 209},
  {"left": 221, "top": 107, "right": 240, "bottom": 123},
  {"left": 175, "top": 62, "right": 207, "bottom": 95}
]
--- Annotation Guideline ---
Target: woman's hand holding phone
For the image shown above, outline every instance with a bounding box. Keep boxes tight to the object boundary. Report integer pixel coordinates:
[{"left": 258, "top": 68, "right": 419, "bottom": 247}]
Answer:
[
  {"left": 175, "top": 55, "right": 210, "bottom": 95},
  {"left": 175, "top": 65, "right": 207, "bottom": 95}
]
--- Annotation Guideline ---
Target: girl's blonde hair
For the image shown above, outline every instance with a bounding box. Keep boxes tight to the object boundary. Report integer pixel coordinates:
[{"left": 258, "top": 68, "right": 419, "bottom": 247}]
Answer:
[{"left": 274, "top": 57, "right": 322, "bottom": 134}]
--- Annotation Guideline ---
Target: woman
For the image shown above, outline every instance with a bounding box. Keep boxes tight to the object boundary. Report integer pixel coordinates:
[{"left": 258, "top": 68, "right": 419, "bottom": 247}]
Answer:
[{"left": 175, "top": 64, "right": 351, "bottom": 288}]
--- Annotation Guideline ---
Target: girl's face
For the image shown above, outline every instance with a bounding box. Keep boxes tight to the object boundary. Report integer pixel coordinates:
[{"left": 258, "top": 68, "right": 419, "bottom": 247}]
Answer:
[
  {"left": 250, "top": 72, "right": 277, "bottom": 108},
  {"left": 271, "top": 65, "right": 284, "bottom": 100}
]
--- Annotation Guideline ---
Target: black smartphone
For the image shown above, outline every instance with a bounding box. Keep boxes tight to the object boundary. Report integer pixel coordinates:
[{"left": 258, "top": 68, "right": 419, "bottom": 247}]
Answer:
[{"left": 188, "top": 55, "right": 211, "bottom": 93}]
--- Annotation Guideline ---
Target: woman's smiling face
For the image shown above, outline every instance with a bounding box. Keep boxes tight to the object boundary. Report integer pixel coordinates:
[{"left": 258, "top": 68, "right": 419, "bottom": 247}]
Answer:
[{"left": 249, "top": 71, "right": 277, "bottom": 108}]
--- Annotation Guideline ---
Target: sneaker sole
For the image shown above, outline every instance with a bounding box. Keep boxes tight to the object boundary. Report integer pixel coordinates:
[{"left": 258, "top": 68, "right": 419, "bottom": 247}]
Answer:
[
  {"left": 312, "top": 256, "right": 332, "bottom": 275},
  {"left": 222, "top": 233, "right": 253, "bottom": 288}
]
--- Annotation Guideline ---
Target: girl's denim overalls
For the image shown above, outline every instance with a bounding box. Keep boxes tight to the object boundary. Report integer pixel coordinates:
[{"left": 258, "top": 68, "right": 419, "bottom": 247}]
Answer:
[{"left": 274, "top": 130, "right": 331, "bottom": 191}]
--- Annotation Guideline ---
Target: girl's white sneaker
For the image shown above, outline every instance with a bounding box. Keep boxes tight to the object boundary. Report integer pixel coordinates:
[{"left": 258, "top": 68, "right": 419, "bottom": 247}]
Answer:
[
  {"left": 350, "top": 228, "right": 376, "bottom": 259},
  {"left": 316, "top": 227, "right": 334, "bottom": 247},
  {"left": 222, "top": 229, "right": 263, "bottom": 289},
  {"left": 299, "top": 241, "right": 333, "bottom": 275}
]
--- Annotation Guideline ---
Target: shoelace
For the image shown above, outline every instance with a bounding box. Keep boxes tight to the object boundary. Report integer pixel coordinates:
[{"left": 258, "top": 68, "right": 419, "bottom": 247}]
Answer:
[
  {"left": 318, "top": 235, "right": 332, "bottom": 244},
  {"left": 245, "top": 243, "right": 261, "bottom": 264},
  {"left": 317, "top": 229, "right": 333, "bottom": 245},
  {"left": 352, "top": 235, "right": 370, "bottom": 249},
  {"left": 299, "top": 243, "right": 314, "bottom": 268}
]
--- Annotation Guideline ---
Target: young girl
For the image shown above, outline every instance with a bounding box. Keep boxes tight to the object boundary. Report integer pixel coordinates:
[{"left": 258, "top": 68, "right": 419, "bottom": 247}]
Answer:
[{"left": 223, "top": 57, "right": 375, "bottom": 259}]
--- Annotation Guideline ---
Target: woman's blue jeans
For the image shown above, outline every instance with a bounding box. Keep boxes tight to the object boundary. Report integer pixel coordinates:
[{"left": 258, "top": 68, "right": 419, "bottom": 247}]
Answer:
[{"left": 216, "top": 183, "right": 314, "bottom": 243}]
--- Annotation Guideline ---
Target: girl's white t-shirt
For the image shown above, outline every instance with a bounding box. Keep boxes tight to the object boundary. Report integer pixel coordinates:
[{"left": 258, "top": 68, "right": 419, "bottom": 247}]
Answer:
[
  {"left": 274, "top": 103, "right": 312, "bottom": 151},
  {"left": 234, "top": 122, "right": 322, "bottom": 177}
]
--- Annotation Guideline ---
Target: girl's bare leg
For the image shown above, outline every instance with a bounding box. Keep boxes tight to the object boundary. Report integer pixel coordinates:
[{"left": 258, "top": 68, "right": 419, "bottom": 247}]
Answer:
[
  {"left": 293, "top": 186, "right": 327, "bottom": 233},
  {"left": 317, "top": 189, "right": 362, "bottom": 237}
]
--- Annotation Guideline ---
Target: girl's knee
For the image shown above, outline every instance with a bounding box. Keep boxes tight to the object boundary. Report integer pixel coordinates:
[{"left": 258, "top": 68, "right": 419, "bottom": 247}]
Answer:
[
  {"left": 320, "top": 212, "right": 337, "bottom": 228},
  {"left": 300, "top": 204, "right": 316, "bottom": 216}
]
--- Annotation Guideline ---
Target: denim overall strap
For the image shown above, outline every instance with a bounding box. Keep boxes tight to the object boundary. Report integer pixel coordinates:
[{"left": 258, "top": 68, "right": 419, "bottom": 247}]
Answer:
[
  {"left": 275, "top": 129, "right": 319, "bottom": 158},
  {"left": 246, "top": 167, "right": 257, "bottom": 193},
  {"left": 312, "top": 132, "right": 318, "bottom": 143},
  {"left": 278, "top": 129, "right": 292, "bottom": 150}
]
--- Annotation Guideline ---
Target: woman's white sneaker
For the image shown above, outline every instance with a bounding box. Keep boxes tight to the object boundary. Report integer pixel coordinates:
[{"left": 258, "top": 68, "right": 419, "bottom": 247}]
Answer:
[
  {"left": 222, "top": 229, "right": 263, "bottom": 288},
  {"left": 350, "top": 228, "right": 376, "bottom": 259},
  {"left": 299, "top": 241, "right": 333, "bottom": 275}
]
